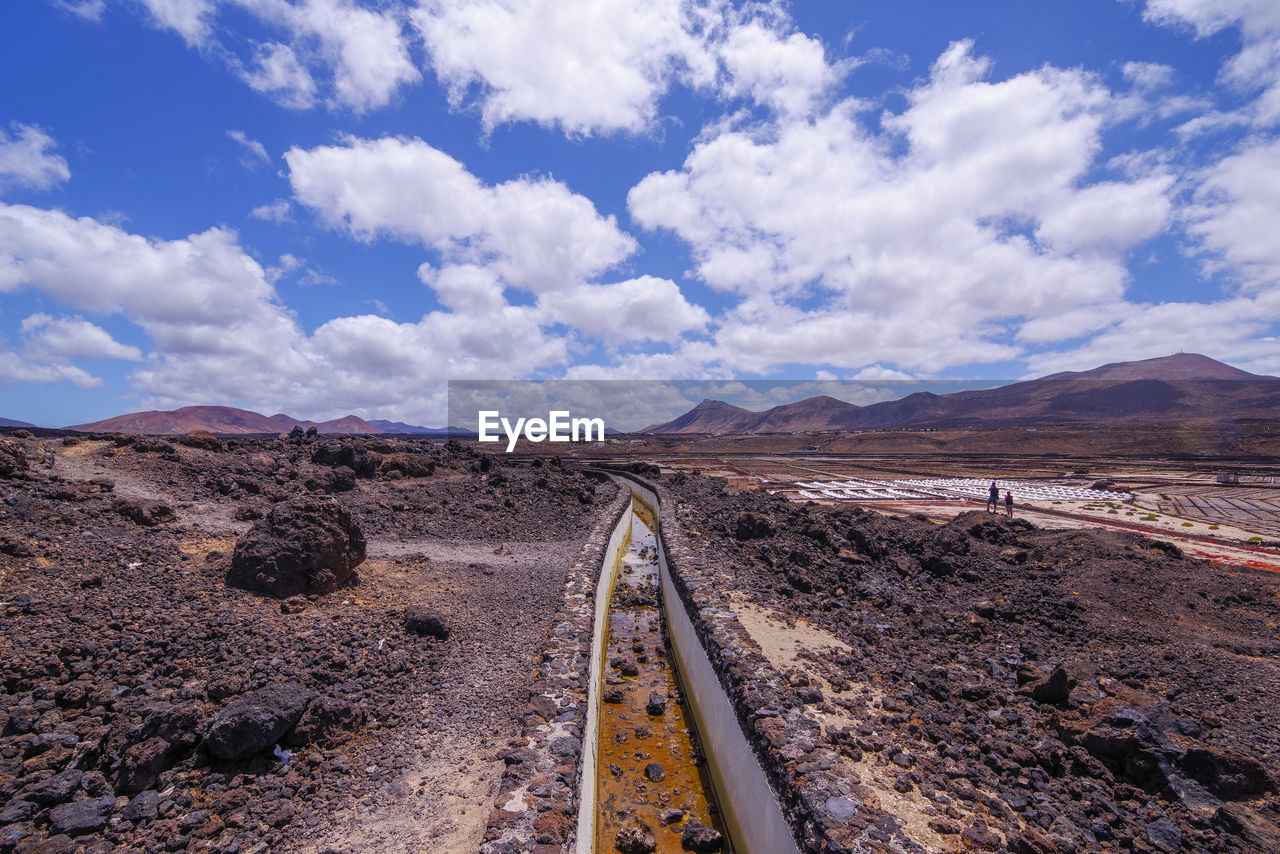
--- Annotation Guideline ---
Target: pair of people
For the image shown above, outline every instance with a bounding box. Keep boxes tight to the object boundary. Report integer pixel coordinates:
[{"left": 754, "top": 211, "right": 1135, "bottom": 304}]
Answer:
[{"left": 987, "top": 480, "right": 1013, "bottom": 518}]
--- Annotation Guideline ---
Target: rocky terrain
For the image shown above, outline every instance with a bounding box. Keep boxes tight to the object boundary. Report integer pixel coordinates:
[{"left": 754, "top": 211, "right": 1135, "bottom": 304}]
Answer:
[
  {"left": 5, "top": 423, "right": 1280, "bottom": 854},
  {"left": 668, "top": 476, "right": 1280, "bottom": 852},
  {"left": 0, "top": 432, "right": 612, "bottom": 854}
]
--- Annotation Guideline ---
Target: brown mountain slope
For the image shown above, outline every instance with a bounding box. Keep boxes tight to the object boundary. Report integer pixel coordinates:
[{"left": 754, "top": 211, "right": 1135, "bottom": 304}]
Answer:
[
  {"left": 645, "top": 354, "right": 1280, "bottom": 434},
  {"left": 747, "top": 394, "right": 862, "bottom": 432},
  {"left": 67, "top": 406, "right": 384, "bottom": 435},
  {"left": 644, "top": 398, "right": 757, "bottom": 434},
  {"left": 1044, "top": 352, "right": 1259, "bottom": 382}
]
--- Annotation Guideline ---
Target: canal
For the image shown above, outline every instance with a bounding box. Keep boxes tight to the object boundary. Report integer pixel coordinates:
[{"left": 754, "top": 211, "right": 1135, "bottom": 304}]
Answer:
[{"left": 593, "top": 503, "right": 730, "bottom": 853}]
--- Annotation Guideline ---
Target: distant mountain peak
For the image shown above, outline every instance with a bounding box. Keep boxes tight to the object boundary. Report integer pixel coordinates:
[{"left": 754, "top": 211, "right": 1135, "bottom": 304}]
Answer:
[
  {"left": 644, "top": 353, "right": 1279, "bottom": 434},
  {"left": 68, "top": 405, "right": 387, "bottom": 436},
  {"left": 1061, "top": 353, "right": 1262, "bottom": 382}
]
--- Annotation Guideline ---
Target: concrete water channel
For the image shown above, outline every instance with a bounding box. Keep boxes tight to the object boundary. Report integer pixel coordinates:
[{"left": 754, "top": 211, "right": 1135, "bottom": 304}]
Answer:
[
  {"left": 592, "top": 503, "right": 727, "bottom": 852},
  {"left": 576, "top": 482, "right": 800, "bottom": 854}
]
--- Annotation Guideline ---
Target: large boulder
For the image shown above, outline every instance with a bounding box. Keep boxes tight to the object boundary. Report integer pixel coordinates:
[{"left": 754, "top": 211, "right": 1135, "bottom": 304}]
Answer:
[
  {"left": 114, "top": 702, "right": 203, "bottom": 792},
  {"left": 377, "top": 453, "right": 436, "bottom": 478},
  {"left": 286, "top": 696, "right": 365, "bottom": 746},
  {"left": 177, "top": 431, "right": 224, "bottom": 451},
  {"left": 113, "top": 498, "right": 175, "bottom": 527},
  {"left": 1181, "top": 746, "right": 1274, "bottom": 800},
  {"left": 734, "top": 512, "right": 774, "bottom": 541},
  {"left": 132, "top": 438, "right": 176, "bottom": 454},
  {"left": 404, "top": 605, "right": 450, "bottom": 639},
  {"left": 228, "top": 495, "right": 365, "bottom": 597},
  {"left": 116, "top": 737, "right": 169, "bottom": 793},
  {"left": 48, "top": 797, "right": 116, "bottom": 836},
  {"left": 0, "top": 438, "right": 28, "bottom": 478},
  {"left": 201, "top": 683, "right": 317, "bottom": 761}
]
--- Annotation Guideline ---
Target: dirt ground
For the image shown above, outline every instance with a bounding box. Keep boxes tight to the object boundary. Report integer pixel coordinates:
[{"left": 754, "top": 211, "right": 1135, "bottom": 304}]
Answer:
[
  {"left": 5, "top": 427, "right": 1280, "bottom": 854},
  {"left": 668, "top": 474, "right": 1280, "bottom": 852},
  {"left": 659, "top": 453, "right": 1280, "bottom": 572},
  {"left": 0, "top": 433, "right": 613, "bottom": 854}
]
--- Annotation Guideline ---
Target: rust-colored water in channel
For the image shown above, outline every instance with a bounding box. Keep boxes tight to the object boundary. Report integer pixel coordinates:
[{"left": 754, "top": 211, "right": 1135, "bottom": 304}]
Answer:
[{"left": 594, "top": 505, "right": 731, "bottom": 853}]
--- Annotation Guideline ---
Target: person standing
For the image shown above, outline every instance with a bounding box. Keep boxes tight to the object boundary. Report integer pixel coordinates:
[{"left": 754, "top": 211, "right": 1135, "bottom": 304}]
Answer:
[
  {"left": 987, "top": 480, "right": 999, "bottom": 513},
  {"left": 1005, "top": 490, "right": 1014, "bottom": 519}
]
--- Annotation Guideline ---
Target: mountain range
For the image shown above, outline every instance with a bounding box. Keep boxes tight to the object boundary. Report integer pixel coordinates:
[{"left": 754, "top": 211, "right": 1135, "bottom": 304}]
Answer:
[
  {"left": 53, "top": 406, "right": 453, "bottom": 436},
  {"left": 642, "top": 354, "right": 1280, "bottom": 434},
  {"left": 5, "top": 354, "right": 1276, "bottom": 437}
]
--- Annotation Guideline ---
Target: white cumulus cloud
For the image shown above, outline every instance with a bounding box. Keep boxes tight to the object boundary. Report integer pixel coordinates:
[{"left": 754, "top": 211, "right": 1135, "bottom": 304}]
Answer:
[
  {"left": 285, "top": 134, "right": 637, "bottom": 292},
  {"left": 250, "top": 198, "right": 292, "bottom": 222},
  {"left": 0, "top": 352, "right": 103, "bottom": 389},
  {"left": 718, "top": 15, "right": 842, "bottom": 117},
  {"left": 0, "top": 124, "right": 71, "bottom": 192},
  {"left": 139, "top": 0, "right": 419, "bottom": 112},
  {"left": 1143, "top": 0, "right": 1280, "bottom": 127},
  {"left": 20, "top": 314, "right": 144, "bottom": 362},
  {"left": 629, "top": 40, "right": 1176, "bottom": 374},
  {"left": 413, "top": 0, "right": 719, "bottom": 135},
  {"left": 543, "top": 276, "right": 710, "bottom": 344},
  {"left": 1186, "top": 136, "right": 1280, "bottom": 290}
]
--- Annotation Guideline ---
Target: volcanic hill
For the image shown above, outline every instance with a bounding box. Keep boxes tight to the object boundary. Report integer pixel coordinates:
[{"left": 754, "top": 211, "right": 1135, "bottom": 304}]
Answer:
[
  {"left": 68, "top": 406, "right": 385, "bottom": 436},
  {"left": 644, "top": 353, "right": 1280, "bottom": 434}
]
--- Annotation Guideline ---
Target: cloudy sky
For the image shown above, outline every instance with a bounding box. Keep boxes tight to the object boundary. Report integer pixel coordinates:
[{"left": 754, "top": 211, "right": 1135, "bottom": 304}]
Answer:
[{"left": 2, "top": 0, "right": 1279, "bottom": 427}]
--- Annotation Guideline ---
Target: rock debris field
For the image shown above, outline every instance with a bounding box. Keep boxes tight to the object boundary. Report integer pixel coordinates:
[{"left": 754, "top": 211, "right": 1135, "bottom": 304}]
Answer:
[
  {"left": 671, "top": 476, "right": 1280, "bottom": 853},
  {"left": 0, "top": 432, "right": 610, "bottom": 854},
  {"left": 3, "top": 427, "right": 1280, "bottom": 854}
]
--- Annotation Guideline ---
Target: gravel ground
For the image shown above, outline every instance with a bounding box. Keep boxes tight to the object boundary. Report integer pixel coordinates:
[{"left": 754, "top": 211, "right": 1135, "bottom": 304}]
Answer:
[
  {"left": 0, "top": 433, "right": 615, "bottom": 854},
  {"left": 667, "top": 475, "right": 1280, "bottom": 853}
]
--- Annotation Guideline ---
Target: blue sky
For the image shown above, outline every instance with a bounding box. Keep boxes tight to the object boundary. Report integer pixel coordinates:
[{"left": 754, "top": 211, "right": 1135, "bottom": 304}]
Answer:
[{"left": 2, "top": 0, "right": 1279, "bottom": 428}]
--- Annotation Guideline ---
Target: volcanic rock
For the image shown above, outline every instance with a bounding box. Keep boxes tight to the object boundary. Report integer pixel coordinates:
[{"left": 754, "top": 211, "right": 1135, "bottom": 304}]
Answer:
[
  {"left": 227, "top": 495, "right": 366, "bottom": 597},
  {"left": 201, "top": 683, "right": 317, "bottom": 761},
  {"left": 1181, "top": 745, "right": 1274, "bottom": 799},
  {"left": 131, "top": 438, "right": 175, "bottom": 455},
  {"left": 48, "top": 797, "right": 115, "bottom": 835},
  {"left": 680, "top": 819, "right": 724, "bottom": 851},
  {"left": 177, "top": 431, "right": 223, "bottom": 451},
  {"left": 404, "top": 606, "right": 450, "bottom": 639},
  {"left": 14, "top": 836, "right": 76, "bottom": 854},
  {"left": 1029, "top": 666, "right": 1073, "bottom": 705},
  {"left": 1146, "top": 816, "right": 1182, "bottom": 851},
  {"left": 304, "top": 469, "right": 337, "bottom": 493},
  {"left": 734, "top": 512, "right": 774, "bottom": 541},
  {"left": 120, "top": 790, "right": 159, "bottom": 821},
  {"left": 0, "top": 800, "right": 36, "bottom": 823},
  {"left": 116, "top": 736, "right": 169, "bottom": 793},
  {"left": 615, "top": 820, "right": 657, "bottom": 854},
  {"left": 0, "top": 438, "right": 28, "bottom": 477},
  {"left": 961, "top": 822, "right": 1003, "bottom": 849},
  {"left": 332, "top": 465, "right": 357, "bottom": 492},
  {"left": 133, "top": 701, "right": 203, "bottom": 752},
  {"left": 287, "top": 696, "right": 366, "bottom": 746},
  {"left": 112, "top": 498, "right": 175, "bottom": 527},
  {"left": 22, "top": 769, "right": 83, "bottom": 805}
]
